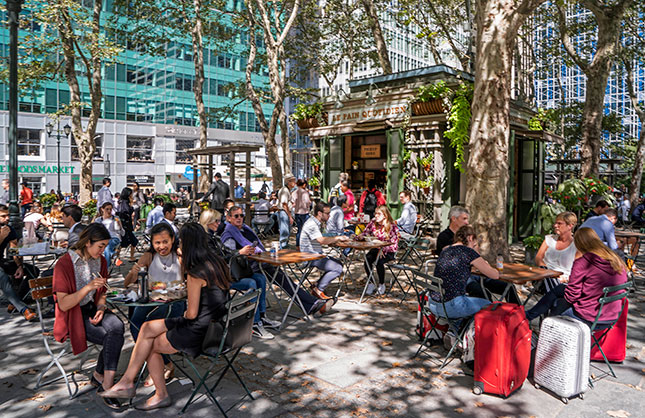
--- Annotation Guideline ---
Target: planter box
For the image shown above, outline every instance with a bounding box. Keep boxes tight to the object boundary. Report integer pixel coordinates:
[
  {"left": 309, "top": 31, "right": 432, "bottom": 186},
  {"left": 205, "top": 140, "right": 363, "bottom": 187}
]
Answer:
[
  {"left": 411, "top": 99, "right": 444, "bottom": 116},
  {"left": 296, "top": 117, "right": 319, "bottom": 129}
]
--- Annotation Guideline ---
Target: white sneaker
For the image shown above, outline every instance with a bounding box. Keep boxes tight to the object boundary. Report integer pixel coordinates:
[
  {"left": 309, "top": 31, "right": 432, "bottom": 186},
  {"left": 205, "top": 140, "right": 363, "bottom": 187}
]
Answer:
[
  {"left": 377, "top": 284, "right": 386, "bottom": 295},
  {"left": 252, "top": 323, "right": 274, "bottom": 340},
  {"left": 365, "top": 283, "right": 376, "bottom": 295},
  {"left": 261, "top": 317, "right": 281, "bottom": 330}
]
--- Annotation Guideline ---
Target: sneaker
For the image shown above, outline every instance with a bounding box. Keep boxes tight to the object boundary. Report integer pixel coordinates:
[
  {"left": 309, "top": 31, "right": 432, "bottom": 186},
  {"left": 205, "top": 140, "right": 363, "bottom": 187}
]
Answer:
[
  {"left": 377, "top": 284, "right": 386, "bottom": 295},
  {"left": 365, "top": 283, "right": 376, "bottom": 295},
  {"left": 22, "top": 308, "right": 37, "bottom": 322},
  {"left": 261, "top": 317, "right": 281, "bottom": 330},
  {"left": 319, "top": 297, "right": 337, "bottom": 315},
  {"left": 252, "top": 323, "right": 275, "bottom": 340}
]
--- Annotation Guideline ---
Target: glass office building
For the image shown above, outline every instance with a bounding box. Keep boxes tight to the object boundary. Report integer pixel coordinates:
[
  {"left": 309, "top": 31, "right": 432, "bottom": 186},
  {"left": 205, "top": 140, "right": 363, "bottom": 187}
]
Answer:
[{"left": 0, "top": 2, "right": 273, "bottom": 195}]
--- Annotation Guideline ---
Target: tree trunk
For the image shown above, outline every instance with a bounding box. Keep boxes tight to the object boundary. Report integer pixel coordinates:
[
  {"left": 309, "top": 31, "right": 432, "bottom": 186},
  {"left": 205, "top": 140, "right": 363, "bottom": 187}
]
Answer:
[
  {"left": 190, "top": 0, "right": 211, "bottom": 192},
  {"left": 279, "top": 107, "right": 292, "bottom": 177},
  {"left": 465, "top": 0, "right": 545, "bottom": 261},
  {"left": 630, "top": 122, "right": 645, "bottom": 210},
  {"left": 360, "top": 0, "right": 392, "bottom": 74},
  {"left": 579, "top": 69, "right": 607, "bottom": 178}
]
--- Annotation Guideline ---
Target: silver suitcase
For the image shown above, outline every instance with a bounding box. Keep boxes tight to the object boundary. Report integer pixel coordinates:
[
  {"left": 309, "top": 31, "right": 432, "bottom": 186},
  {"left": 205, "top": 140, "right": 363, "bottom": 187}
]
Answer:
[{"left": 534, "top": 316, "right": 590, "bottom": 403}]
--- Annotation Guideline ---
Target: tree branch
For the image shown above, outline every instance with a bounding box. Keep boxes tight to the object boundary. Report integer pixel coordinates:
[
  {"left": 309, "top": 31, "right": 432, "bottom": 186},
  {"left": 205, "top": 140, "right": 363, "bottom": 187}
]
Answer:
[{"left": 555, "top": 1, "right": 590, "bottom": 72}]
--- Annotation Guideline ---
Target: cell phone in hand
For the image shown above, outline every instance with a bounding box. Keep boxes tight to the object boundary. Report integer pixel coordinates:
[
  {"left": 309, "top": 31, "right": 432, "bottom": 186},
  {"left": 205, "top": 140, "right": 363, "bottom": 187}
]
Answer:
[{"left": 252, "top": 241, "right": 258, "bottom": 247}]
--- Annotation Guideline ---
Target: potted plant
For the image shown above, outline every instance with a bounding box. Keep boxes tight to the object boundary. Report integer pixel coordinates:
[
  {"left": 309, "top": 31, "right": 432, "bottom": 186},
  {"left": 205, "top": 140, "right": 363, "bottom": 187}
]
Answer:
[
  {"left": 292, "top": 102, "right": 325, "bottom": 129},
  {"left": 522, "top": 235, "right": 544, "bottom": 265},
  {"left": 308, "top": 176, "right": 320, "bottom": 191},
  {"left": 412, "top": 178, "right": 433, "bottom": 194},
  {"left": 417, "top": 155, "right": 433, "bottom": 172},
  {"left": 411, "top": 81, "right": 449, "bottom": 115},
  {"left": 310, "top": 155, "right": 321, "bottom": 172},
  {"left": 82, "top": 199, "right": 97, "bottom": 220},
  {"left": 38, "top": 192, "right": 58, "bottom": 210},
  {"left": 352, "top": 160, "right": 359, "bottom": 170}
]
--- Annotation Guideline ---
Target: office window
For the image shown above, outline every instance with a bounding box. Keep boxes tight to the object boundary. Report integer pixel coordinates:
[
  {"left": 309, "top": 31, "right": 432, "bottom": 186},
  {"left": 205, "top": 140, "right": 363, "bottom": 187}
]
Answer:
[
  {"left": 176, "top": 139, "right": 196, "bottom": 163},
  {"left": 17, "top": 128, "right": 42, "bottom": 156},
  {"left": 127, "top": 136, "right": 154, "bottom": 162},
  {"left": 71, "top": 133, "right": 103, "bottom": 161}
]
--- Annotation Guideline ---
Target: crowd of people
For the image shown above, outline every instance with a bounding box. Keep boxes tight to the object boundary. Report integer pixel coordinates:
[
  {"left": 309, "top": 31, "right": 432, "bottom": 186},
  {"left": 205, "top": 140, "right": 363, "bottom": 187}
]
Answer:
[{"left": 0, "top": 169, "right": 632, "bottom": 411}]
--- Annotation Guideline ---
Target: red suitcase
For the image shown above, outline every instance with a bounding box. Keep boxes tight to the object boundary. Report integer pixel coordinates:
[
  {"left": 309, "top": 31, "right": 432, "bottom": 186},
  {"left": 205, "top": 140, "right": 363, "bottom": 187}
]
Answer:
[
  {"left": 473, "top": 302, "right": 532, "bottom": 397},
  {"left": 590, "top": 298, "right": 628, "bottom": 362}
]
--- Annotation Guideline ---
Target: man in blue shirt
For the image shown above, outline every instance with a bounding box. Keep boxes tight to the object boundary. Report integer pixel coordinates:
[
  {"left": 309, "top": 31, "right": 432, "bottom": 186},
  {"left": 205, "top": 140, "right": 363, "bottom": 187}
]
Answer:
[
  {"left": 234, "top": 183, "right": 245, "bottom": 199},
  {"left": 145, "top": 197, "right": 165, "bottom": 232},
  {"left": 97, "top": 178, "right": 113, "bottom": 209},
  {"left": 580, "top": 208, "right": 618, "bottom": 251},
  {"left": 396, "top": 190, "right": 417, "bottom": 239}
]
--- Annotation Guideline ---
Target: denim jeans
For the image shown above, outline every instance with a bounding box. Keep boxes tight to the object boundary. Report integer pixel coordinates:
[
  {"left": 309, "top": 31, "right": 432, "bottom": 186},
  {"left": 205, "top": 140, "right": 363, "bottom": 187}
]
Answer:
[
  {"left": 103, "top": 237, "right": 121, "bottom": 267},
  {"left": 526, "top": 283, "right": 567, "bottom": 321},
  {"left": 278, "top": 210, "right": 291, "bottom": 249},
  {"left": 231, "top": 273, "right": 266, "bottom": 324},
  {"left": 295, "top": 213, "right": 309, "bottom": 247},
  {"left": 82, "top": 309, "right": 124, "bottom": 373},
  {"left": 129, "top": 301, "right": 185, "bottom": 365},
  {"left": 428, "top": 295, "right": 491, "bottom": 320},
  {"left": 0, "top": 268, "right": 27, "bottom": 313},
  {"left": 309, "top": 257, "right": 343, "bottom": 291}
]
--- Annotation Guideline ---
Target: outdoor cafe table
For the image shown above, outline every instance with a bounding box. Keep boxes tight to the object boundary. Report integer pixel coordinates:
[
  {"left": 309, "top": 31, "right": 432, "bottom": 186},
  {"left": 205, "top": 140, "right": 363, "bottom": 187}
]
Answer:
[
  {"left": 330, "top": 238, "right": 389, "bottom": 303},
  {"left": 8, "top": 243, "right": 67, "bottom": 279},
  {"left": 248, "top": 250, "right": 325, "bottom": 329},
  {"left": 474, "top": 263, "right": 562, "bottom": 306}
]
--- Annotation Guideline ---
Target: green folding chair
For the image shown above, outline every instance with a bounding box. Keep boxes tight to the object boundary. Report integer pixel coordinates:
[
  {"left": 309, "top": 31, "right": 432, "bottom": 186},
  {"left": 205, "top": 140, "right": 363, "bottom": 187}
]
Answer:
[
  {"left": 407, "top": 268, "right": 473, "bottom": 369},
  {"left": 172, "top": 288, "right": 261, "bottom": 416},
  {"left": 589, "top": 281, "right": 632, "bottom": 382}
]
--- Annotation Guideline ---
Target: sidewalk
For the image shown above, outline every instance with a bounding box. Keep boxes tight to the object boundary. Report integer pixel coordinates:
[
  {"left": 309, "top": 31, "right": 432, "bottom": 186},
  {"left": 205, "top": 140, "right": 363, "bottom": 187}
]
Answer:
[{"left": 1, "top": 248, "right": 644, "bottom": 417}]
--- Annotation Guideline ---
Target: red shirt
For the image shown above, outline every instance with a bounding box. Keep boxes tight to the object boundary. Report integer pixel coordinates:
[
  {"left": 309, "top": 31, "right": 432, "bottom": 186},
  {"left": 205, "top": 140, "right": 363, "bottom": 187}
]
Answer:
[
  {"left": 20, "top": 187, "right": 33, "bottom": 205},
  {"left": 359, "top": 188, "right": 386, "bottom": 213},
  {"left": 53, "top": 253, "right": 108, "bottom": 355},
  {"left": 344, "top": 189, "right": 355, "bottom": 220}
]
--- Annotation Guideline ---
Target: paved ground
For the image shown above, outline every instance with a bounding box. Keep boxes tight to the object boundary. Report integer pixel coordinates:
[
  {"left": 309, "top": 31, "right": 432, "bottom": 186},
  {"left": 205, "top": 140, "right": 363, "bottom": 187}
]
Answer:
[{"left": 1, "top": 241, "right": 644, "bottom": 418}]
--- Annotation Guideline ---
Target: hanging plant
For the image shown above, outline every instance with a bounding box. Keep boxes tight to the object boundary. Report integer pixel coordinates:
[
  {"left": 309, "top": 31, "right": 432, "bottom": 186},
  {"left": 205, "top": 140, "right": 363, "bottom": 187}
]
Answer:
[
  {"left": 412, "top": 178, "right": 433, "bottom": 194},
  {"left": 444, "top": 83, "right": 473, "bottom": 172},
  {"left": 308, "top": 176, "right": 320, "bottom": 188},
  {"left": 310, "top": 154, "right": 321, "bottom": 171},
  {"left": 291, "top": 102, "right": 326, "bottom": 129},
  {"left": 417, "top": 155, "right": 433, "bottom": 171}
]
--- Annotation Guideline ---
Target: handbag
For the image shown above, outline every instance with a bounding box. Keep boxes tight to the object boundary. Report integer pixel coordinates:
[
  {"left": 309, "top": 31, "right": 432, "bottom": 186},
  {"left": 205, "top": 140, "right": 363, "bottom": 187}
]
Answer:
[{"left": 228, "top": 254, "right": 254, "bottom": 281}]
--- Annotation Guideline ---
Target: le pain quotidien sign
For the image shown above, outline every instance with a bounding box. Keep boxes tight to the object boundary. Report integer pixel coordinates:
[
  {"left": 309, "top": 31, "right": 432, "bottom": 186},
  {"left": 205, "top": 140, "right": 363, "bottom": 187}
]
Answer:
[{"left": 328, "top": 102, "right": 409, "bottom": 125}]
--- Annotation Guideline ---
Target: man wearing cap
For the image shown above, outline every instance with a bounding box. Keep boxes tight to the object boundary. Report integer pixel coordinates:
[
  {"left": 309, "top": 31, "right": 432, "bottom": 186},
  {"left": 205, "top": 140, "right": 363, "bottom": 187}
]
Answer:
[
  {"left": 278, "top": 174, "right": 296, "bottom": 248},
  {"left": 201, "top": 172, "right": 230, "bottom": 213}
]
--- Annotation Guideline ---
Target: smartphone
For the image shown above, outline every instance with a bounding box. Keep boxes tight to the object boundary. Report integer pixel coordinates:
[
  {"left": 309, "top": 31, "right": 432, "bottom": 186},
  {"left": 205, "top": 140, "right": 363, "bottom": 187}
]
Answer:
[{"left": 251, "top": 240, "right": 258, "bottom": 247}]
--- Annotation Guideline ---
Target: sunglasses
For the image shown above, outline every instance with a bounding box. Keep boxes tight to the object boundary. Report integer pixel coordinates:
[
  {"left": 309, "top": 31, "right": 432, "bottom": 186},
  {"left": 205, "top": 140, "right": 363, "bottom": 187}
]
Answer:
[{"left": 232, "top": 214, "right": 244, "bottom": 218}]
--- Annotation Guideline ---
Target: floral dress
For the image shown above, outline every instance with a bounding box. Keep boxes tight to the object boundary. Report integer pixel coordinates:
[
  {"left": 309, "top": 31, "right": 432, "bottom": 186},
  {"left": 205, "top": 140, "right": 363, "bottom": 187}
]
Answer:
[{"left": 364, "top": 220, "right": 399, "bottom": 255}]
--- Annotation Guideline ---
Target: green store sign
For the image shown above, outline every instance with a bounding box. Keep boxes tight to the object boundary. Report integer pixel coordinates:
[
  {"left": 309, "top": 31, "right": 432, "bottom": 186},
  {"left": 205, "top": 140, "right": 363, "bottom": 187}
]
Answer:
[{"left": 0, "top": 165, "right": 75, "bottom": 174}]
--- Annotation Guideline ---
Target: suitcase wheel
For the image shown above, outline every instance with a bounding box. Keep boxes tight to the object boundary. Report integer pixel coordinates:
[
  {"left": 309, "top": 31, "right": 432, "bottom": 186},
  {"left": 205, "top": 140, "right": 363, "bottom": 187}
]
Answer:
[
  {"left": 534, "top": 383, "right": 540, "bottom": 390},
  {"left": 472, "top": 386, "right": 483, "bottom": 395},
  {"left": 561, "top": 397, "right": 568, "bottom": 404},
  {"left": 579, "top": 393, "right": 584, "bottom": 400}
]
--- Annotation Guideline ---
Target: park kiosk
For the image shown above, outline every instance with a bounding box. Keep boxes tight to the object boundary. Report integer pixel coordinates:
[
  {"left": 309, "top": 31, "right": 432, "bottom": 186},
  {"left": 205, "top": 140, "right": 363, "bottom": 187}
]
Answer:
[{"left": 302, "top": 66, "right": 558, "bottom": 240}]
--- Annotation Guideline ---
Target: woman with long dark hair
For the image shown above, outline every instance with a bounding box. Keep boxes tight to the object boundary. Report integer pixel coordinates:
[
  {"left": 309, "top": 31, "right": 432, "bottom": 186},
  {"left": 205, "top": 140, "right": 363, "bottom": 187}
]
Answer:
[
  {"left": 124, "top": 222, "right": 184, "bottom": 386},
  {"left": 362, "top": 205, "right": 399, "bottom": 296},
  {"left": 116, "top": 187, "right": 138, "bottom": 262},
  {"left": 52, "top": 223, "right": 125, "bottom": 409},
  {"left": 99, "top": 223, "right": 232, "bottom": 410}
]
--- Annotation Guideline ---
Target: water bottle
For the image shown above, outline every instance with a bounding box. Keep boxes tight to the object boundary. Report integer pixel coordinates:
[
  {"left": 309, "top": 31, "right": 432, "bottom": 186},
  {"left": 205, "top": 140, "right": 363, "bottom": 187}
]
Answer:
[
  {"left": 138, "top": 267, "right": 149, "bottom": 303},
  {"left": 271, "top": 242, "right": 279, "bottom": 258},
  {"left": 496, "top": 254, "right": 504, "bottom": 272}
]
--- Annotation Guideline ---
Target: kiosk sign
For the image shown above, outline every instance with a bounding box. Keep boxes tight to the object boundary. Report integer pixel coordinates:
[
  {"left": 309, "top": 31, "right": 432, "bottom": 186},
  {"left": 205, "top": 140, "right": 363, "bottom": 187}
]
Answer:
[{"left": 328, "top": 101, "right": 408, "bottom": 125}]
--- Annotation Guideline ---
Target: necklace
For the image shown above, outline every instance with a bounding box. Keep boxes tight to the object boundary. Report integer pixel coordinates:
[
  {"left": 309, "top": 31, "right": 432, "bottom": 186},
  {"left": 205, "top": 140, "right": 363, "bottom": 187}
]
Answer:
[{"left": 158, "top": 253, "right": 174, "bottom": 271}]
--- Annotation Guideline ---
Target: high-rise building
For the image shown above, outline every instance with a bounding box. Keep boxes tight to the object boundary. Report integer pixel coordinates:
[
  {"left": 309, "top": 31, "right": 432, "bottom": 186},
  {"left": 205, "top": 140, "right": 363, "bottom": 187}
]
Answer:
[
  {"left": 0, "top": 2, "right": 273, "bottom": 195},
  {"left": 533, "top": 6, "right": 644, "bottom": 158}
]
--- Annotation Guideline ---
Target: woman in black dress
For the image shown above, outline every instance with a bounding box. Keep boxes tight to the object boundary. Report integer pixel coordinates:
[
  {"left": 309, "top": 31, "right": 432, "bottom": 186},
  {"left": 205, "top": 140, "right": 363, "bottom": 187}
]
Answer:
[
  {"left": 116, "top": 187, "right": 139, "bottom": 262},
  {"left": 99, "top": 223, "right": 232, "bottom": 410}
]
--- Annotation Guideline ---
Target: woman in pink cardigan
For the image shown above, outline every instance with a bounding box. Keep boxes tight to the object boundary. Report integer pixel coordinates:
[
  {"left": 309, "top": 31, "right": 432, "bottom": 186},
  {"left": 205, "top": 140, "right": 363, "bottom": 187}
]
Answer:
[{"left": 53, "top": 223, "right": 124, "bottom": 409}]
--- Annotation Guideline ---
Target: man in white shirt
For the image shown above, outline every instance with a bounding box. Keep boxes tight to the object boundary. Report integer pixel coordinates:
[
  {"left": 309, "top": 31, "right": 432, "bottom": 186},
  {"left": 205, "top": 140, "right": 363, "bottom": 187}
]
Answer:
[
  {"left": 326, "top": 195, "right": 347, "bottom": 235},
  {"left": 97, "top": 177, "right": 113, "bottom": 209},
  {"left": 396, "top": 190, "right": 418, "bottom": 240},
  {"left": 278, "top": 175, "right": 296, "bottom": 248},
  {"left": 160, "top": 202, "right": 179, "bottom": 236},
  {"left": 300, "top": 201, "right": 348, "bottom": 300}
]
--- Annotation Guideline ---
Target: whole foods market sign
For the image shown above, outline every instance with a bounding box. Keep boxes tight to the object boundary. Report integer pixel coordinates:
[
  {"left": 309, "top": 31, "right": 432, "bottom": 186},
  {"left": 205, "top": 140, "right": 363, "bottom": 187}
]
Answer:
[
  {"left": 0, "top": 164, "right": 75, "bottom": 174},
  {"left": 328, "top": 101, "right": 408, "bottom": 125}
]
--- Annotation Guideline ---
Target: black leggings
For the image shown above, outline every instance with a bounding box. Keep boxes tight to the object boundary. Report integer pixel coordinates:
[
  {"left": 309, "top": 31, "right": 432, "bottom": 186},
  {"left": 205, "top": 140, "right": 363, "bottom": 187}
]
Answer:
[
  {"left": 81, "top": 304, "right": 125, "bottom": 374},
  {"left": 364, "top": 249, "right": 395, "bottom": 285}
]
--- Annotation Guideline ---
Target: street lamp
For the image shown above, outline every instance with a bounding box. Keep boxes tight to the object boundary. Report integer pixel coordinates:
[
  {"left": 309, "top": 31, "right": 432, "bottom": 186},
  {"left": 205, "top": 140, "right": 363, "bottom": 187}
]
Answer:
[
  {"left": 104, "top": 153, "right": 111, "bottom": 177},
  {"left": 46, "top": 120, "right": 71, "bottom": 196}
]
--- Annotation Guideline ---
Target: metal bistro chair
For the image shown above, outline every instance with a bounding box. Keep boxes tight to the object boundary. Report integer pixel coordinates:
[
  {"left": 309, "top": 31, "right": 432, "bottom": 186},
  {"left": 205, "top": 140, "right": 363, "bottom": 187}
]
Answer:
[
  {"left": 623, "top": 237, "right": 641, "bottom": 291},
  {"left": 251, "top": 209, "right": 275, "bottom": 239},
  {"left": 398, "top": 236, "right": 436, "bottom": 269},
  {"left": 28, "top": 276, "right": 98, "bottom": 399},
  {"left": 406, "top": 268, "right": 473, "bottom": 369},
  {"left": 589, "top": 281, "right": 632, "bottom": 383},
  {"left": 172, "top": 288, "right": 261, "bottom": 416}
]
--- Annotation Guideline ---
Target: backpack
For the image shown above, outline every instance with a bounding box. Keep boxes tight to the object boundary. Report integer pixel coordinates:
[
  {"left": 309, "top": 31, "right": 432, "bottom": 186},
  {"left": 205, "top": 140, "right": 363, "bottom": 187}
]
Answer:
[{"left": 363, "top": 189, "right": 378, "bottom": 214}]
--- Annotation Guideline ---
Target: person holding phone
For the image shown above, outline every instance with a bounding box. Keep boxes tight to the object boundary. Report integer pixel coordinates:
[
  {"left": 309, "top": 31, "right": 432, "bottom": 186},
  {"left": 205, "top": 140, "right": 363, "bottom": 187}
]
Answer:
[{"left": 220, "top": 206, "right": 281, "bottom": 338}]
